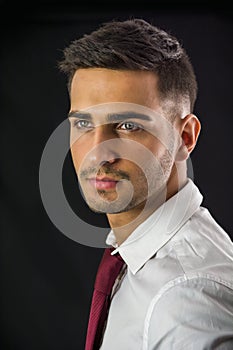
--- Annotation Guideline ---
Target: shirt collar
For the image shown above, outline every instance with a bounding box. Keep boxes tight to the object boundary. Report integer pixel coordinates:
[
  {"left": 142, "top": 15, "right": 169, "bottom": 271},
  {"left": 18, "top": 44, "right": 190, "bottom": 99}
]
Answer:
[{"left": 106, "top": 178, "right": 203, "bottom": 275}]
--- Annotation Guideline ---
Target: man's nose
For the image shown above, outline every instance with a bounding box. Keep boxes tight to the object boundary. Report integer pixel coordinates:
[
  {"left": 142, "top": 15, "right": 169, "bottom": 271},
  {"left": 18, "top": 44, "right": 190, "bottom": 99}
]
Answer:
[{"left": 88, "top": 126, "right": 120, "bottom": 166}]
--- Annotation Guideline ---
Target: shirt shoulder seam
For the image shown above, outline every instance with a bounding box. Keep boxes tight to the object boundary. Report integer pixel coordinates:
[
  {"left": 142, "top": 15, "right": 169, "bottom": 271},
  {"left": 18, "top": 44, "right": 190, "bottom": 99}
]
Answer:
[{"left": 142, "top": 273, "right": 233, "bottom": 350}]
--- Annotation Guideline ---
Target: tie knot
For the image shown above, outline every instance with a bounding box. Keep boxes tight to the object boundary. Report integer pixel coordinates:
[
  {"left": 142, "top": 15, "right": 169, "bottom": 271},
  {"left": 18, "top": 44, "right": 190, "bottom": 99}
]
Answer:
[{"left": 94, "top": 248, "right": 125, "bottom": 295}]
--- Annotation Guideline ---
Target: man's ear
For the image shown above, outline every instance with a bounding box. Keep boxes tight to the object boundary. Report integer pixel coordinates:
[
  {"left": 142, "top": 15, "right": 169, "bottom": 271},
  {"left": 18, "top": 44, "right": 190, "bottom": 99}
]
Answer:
[{"left": 175, "top": 114, "right": 201, "bottom": 162}]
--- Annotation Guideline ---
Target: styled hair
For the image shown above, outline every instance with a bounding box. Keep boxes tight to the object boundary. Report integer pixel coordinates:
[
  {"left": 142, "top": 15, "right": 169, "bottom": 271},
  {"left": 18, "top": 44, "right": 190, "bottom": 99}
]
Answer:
[{"left": 58, "top": 18, "right": 198, "bottom": 116}]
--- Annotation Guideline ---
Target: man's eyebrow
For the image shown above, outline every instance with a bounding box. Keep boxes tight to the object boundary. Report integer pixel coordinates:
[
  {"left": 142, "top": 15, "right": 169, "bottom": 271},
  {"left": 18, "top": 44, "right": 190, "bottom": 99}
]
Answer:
[
  {"left": 67, "top": 111, "right": 152, "bottom": 122},
  {"left": 107, "top": 112, "right": 152, "bottom": 122},
  {"left": 68, "top": 111, "right": 92, "bottom": 120}
]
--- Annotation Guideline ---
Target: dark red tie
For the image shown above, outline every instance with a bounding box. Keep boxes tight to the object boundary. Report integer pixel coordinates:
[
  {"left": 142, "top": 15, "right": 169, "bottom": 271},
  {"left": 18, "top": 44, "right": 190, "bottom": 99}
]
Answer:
[{"left": 85, "top": 247, "right": 125, "bottom": 350}]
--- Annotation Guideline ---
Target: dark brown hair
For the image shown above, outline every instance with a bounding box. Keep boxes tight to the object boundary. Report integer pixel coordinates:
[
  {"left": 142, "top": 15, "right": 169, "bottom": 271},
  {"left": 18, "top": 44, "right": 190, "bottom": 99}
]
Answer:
[{"left": 58, "top": 18, "right": 198, "bottom": 115}]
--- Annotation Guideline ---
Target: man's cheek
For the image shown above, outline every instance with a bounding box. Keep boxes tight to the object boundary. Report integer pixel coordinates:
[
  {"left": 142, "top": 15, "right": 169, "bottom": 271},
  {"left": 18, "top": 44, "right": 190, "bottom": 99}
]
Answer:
[{"left": 70, "top": 149, "right": 82, "bottom": 172}]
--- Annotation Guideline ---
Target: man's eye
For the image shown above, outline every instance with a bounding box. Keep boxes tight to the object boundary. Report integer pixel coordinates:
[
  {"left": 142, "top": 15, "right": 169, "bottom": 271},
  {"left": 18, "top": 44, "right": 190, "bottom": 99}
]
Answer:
[
  {"left": 118, "top": 122, "right": 141, "bottom": 131},
  {"left": 73, "top": 120, "right": 93, "bottom": 129}
]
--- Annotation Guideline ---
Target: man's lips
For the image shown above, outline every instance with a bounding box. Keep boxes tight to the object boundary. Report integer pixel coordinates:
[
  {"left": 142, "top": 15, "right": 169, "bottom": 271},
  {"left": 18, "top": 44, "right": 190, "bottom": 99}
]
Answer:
[{"left": 86, "top": 176, "right": 120, "bottom": 190}]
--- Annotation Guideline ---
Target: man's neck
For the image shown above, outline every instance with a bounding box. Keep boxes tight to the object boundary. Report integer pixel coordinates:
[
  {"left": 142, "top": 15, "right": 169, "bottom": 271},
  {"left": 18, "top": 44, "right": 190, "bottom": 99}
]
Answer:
[{"left": 107, "top": 171, "right": 187, "bottom": 246}]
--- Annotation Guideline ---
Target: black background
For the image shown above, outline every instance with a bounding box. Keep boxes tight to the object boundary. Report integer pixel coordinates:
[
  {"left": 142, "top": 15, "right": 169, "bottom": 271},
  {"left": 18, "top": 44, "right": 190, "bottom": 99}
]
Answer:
[{"left": 1, "top": 1, "right": 233, "bottom": 349}]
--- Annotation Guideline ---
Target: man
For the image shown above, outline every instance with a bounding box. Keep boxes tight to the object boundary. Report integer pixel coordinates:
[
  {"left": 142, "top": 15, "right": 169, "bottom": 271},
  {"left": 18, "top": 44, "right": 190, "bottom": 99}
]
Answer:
[{"left": 58, "top": 18, "right": 233, "bottom": 349}]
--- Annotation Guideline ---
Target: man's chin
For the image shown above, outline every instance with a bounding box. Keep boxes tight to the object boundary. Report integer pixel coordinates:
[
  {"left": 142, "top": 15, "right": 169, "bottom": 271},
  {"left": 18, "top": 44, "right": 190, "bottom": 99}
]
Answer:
[
  {"left": 84, "top": 195, "right": 147, "bottom": 215},
  {"left": 87, "top": 202, "right": 125, "bottom": 214},
  {"left": 82, "top": 193, "right": 120, "bottom": 214}
]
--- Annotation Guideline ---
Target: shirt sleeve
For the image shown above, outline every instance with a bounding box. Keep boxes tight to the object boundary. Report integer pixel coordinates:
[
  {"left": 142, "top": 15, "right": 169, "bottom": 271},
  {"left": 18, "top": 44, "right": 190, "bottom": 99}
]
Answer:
[{"left": 144, "top": 276, "right": 233, "bottom": 350}]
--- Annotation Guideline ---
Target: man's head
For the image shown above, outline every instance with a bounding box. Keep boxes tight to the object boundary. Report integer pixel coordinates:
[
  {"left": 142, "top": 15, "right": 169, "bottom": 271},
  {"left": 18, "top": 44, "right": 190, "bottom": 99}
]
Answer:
[{"left": 58, "top": 18, "right": 201, "bottom": 219}]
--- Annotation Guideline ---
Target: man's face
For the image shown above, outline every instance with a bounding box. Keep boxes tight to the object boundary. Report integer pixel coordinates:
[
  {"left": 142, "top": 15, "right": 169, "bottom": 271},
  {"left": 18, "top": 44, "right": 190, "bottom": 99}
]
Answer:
[{"left": 69, "top": 68, "right": 181, "bottom": 214}]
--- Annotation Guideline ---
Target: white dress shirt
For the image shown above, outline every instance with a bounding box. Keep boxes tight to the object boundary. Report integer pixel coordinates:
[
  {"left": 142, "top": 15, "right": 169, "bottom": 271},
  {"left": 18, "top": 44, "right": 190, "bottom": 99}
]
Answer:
[{"left": 100, "top": 178, "right": 233, "bottom": 349}]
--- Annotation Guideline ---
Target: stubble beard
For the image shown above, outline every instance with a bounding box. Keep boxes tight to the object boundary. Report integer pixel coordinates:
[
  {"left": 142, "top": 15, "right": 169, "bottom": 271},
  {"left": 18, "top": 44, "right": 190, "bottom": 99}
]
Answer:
[{"left": 79, "top": 150, "right": 173, "bottom": 215}]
